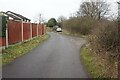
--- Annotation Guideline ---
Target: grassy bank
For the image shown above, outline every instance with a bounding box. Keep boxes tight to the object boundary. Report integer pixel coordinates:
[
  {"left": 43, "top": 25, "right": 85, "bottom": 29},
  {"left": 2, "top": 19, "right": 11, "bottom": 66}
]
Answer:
[
  {"left": 80, "top": 44, "right": 118, "bottom": 78},
  {"left": 2, "top": 34, "right": 50, "bottom": 66}
]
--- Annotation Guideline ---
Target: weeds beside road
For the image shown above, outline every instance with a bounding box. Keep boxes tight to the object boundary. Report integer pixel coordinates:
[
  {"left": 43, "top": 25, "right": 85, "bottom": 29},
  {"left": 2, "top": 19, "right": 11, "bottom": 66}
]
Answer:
[
  {"left": 80, "top": 43, "right": 118, "bottom": 78},
  {"left": 61, "top": 29, "right": 118, "bottom": 78},
  {"left": 2, "top": 34, "right": 50, "bottom": 66}
]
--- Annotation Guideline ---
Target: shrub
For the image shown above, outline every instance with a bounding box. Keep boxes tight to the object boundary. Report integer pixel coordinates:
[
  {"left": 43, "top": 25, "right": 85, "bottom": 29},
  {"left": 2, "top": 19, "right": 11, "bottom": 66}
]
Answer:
[
  {"left": 89, "top": 20, "right": 119, "bottom": 56},
  {"left": 88, "top": 20, "right": 119, "bottom": 78},
  {"left": 47, "top": 18, "right": 57, "bottom": 27},
  {"left": 0, "top": 15, "right": 7, "bottom": 37},
  {"left": 62, "top": 16, "right": 96, "bottom": 35}
]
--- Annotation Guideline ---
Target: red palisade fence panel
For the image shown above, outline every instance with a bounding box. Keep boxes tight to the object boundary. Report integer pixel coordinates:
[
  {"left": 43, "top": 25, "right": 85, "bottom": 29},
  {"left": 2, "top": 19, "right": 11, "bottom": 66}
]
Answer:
[
  {"left": 42, "top": 24, "right": 44, "bottom": 35},
  {"left": 1, "top": 20, "right": 46, "bottom": 48},
  {"left": 38, "top": 24, "right": 42, "bottom": 35},
  {"left": 0, "top": 38, "right": 1, "bottom": 47},
  {"left": 0, "top": 37, "right": 6, "bottom": 47},
  {"left": 32, "top": 23, "right": 37, "bottom": 37},
  {"left": 23, "top": 22, "right": 31, "bottom": 40},
  {"left": 8, "top": 20, "right": 22, "bottom": 44}
]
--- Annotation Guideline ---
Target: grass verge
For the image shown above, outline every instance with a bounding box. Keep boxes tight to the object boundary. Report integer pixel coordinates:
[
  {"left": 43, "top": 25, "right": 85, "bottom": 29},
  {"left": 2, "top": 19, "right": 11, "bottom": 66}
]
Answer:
[
  {"left": 80, "top": 44, "right": 117, "bottom": 78},
  {"left": 2, "top": 34, "right": 50, "bottom": 66}
]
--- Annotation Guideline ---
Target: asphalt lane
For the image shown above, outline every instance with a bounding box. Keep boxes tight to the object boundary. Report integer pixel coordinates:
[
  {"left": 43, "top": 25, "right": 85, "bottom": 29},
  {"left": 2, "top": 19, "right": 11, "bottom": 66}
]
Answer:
[{"left": 3, "top": 32, "right": 89, "bottom": 78}]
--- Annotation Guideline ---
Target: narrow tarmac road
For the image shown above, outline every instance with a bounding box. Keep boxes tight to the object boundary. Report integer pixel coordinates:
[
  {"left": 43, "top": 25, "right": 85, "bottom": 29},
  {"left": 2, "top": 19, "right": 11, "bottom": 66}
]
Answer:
[{"left": 3, "top": 32, "right": 90, "bottom": 78}]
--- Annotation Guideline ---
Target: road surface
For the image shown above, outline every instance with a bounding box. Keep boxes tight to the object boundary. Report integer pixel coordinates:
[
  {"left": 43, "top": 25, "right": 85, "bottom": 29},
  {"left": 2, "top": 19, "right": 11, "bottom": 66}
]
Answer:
[{"left": 3, "top": 32, "right": 90, "bottom": 78}]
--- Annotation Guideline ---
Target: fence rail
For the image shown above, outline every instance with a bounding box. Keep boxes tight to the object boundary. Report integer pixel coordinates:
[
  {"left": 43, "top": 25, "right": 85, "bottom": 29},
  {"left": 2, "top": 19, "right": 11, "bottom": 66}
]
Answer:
[{"left": 0, "top": 20, "right": 46, "bottom": 48}]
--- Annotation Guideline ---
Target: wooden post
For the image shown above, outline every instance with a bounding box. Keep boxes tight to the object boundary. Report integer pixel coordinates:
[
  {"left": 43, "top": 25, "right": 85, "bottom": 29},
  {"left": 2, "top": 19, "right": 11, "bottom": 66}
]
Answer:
[
  {"left": 44, "top": 25, "right": 46, "bottom": 35},
  {"left": 30, "top": 23, "right": 32, "bottom": 39},
  {"left": 43, "top": 24, "right": 45, "bottom": 35},
  {"left": 37, "top": 23, "right": 38, "bottom": 37},
  {"left": 5, "top": 21, "right": 8, "bottom": 48},
  {"left": 21, "top": 21, "right": 23, "bottom": 41},
  {"left": 42, "top": 24, "right": 43, "bottom": 35},
  {"left": 41, "top": 24, "right": 42, "bottom": 35}
]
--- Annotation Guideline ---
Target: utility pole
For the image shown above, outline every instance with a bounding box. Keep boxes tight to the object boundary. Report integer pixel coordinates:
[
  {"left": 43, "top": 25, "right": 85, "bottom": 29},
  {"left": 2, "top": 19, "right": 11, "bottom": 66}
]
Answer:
[{"left": 39, "top": 14, "right": 41, "bottom": 24}]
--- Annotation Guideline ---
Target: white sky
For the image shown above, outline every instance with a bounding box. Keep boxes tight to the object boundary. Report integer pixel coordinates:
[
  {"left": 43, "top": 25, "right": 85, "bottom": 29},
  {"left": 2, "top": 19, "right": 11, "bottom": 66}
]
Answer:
[{"left": 0, "top": 0, "right": 119, "bottom": 22}]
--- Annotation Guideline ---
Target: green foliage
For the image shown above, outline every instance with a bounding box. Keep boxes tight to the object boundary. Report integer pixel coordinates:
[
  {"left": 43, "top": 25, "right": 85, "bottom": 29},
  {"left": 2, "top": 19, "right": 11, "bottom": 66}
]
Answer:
[
  {"left": 80, "top": 45, "right": 100, "bottom": 78},
  {"left": 0, "top": 15, "right": 7, "bottom": 37},
  {"left": 47, "top": 18, "right": 57, "bottom": 27}
]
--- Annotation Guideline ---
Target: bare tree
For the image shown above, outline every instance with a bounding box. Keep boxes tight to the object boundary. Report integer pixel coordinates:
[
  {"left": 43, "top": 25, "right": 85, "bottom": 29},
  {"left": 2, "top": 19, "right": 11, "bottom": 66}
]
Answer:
[
  {"left": 34, "top": 13, "right": 45, "bottom": 23},
  {"left": 78, "top": 0, "right": 109, "bottom": 20},
  {"left": 57, "top": 16, "right": 67, "bottom": 23},
  {"left": 57, "top": 16, "right": 67, "bottom": 27}
]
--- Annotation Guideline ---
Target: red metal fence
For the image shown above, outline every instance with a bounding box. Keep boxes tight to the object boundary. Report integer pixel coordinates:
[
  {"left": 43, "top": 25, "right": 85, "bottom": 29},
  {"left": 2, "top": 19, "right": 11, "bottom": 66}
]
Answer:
[{"left": 0, "top": 20, "right": 46, "bottom": 47}]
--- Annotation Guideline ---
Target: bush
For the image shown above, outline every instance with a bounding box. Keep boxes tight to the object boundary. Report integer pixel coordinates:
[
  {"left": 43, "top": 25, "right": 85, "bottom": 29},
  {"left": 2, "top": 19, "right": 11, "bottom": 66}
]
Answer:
[
  {"left": 87, "top": 20, "right": 119, "bottom": 78},
  {"left": 99, "top": 23, "right": 117, "bottom": 49},
  {"left": 47, "top": 18, "right": 57, "bottom": 27},
  {"left": 62, "top": 16, "right": 96, "bottom": 35},
  {"left": 89, "top": 20, "right": 119, "bottom": 55},
  {"left": 0, "top": 15, "right": 7, "bottom": 37}
]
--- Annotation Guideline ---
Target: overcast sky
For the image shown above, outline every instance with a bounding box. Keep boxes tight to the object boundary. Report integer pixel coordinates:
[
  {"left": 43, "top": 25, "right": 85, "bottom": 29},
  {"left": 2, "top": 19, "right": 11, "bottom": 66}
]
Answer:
[{"left": 0, "top": 0, "right": 118, "bottom": 22}]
